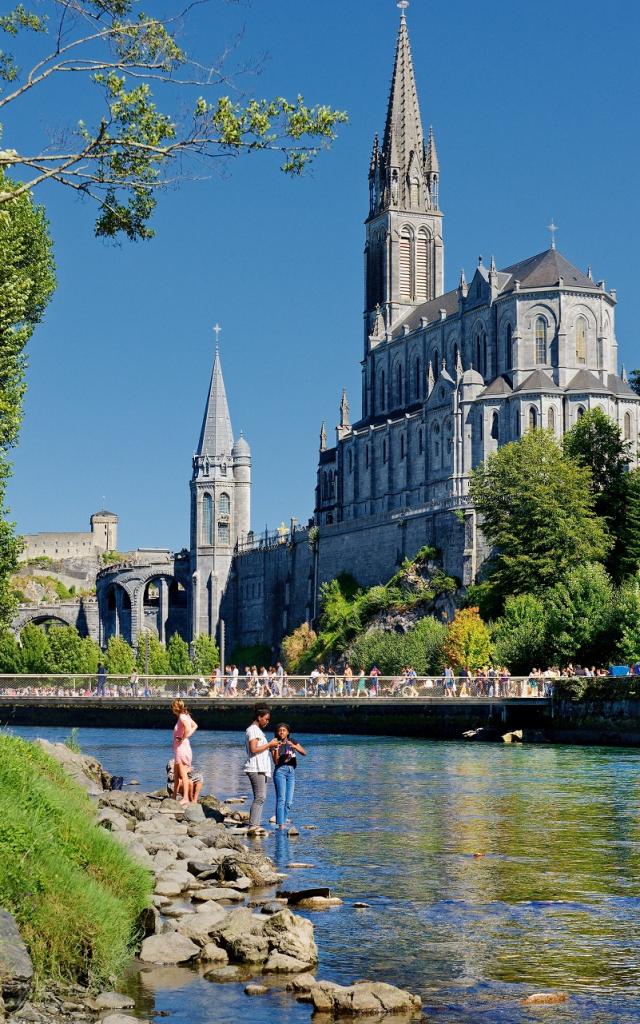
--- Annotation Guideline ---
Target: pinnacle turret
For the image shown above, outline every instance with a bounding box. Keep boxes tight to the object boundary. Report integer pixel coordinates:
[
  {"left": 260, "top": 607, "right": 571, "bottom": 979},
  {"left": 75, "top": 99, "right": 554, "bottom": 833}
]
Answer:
[{"left": 195, "top": 346, "right": 234, "bottom": 459}]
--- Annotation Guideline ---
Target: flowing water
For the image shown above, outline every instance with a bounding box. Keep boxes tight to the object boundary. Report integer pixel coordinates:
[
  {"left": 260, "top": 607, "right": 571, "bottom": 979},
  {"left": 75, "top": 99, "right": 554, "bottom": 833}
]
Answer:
[{"left": 13, "top": 726, "right": 640, "bottom": 1023}]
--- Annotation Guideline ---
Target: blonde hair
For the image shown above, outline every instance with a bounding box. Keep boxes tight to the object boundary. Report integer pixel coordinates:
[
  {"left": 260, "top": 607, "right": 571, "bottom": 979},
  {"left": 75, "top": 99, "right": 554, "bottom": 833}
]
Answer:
[{"left": 171, "top": 699, "right": 188, "bottom": 715}]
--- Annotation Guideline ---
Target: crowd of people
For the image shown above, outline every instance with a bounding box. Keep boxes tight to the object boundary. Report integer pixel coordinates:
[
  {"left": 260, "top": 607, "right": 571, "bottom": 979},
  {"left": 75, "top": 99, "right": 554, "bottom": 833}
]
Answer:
[
  {"left": 1, "top": 661, "right": 639, "bottom": 700},
  {"left": 169, "top": 699, "right": 306, "bottom": 835}
]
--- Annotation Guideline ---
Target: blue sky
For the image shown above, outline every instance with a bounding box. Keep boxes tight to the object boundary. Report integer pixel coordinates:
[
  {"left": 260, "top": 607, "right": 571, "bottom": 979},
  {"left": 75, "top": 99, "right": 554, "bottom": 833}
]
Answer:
[{"left": 6, "top": 0, "right": 640, "bottom": 551}]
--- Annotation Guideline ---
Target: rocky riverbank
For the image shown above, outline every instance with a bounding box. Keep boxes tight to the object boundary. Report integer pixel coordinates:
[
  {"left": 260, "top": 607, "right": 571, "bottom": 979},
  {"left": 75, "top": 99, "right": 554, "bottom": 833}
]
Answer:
[{"left": 1, "top": 741, "right": 423, "bottom": 1023}]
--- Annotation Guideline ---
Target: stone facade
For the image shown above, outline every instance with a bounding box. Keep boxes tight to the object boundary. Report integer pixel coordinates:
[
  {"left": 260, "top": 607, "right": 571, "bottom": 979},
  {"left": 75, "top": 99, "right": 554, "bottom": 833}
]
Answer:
[{"left": 20, "top": 510, "right": 118, "bottom": 561}]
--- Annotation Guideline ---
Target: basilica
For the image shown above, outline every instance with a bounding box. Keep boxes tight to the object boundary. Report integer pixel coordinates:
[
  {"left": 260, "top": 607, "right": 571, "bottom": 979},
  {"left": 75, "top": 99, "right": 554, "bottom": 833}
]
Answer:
[{"left": 86, "top": 8, "right": 639, "bottom": 652}]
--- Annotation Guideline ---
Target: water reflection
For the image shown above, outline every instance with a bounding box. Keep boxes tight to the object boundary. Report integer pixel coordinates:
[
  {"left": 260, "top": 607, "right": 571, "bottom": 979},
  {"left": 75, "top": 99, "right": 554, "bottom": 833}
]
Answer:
[{"left": 13, "top": 726, "right": 640, "bottom": 1023}]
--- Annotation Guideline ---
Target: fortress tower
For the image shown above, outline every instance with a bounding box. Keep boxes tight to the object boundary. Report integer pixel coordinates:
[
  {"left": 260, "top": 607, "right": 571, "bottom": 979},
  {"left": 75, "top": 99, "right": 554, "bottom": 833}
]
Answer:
[{"left": 190, "top": 342, "right": 251, "bottom": 639}]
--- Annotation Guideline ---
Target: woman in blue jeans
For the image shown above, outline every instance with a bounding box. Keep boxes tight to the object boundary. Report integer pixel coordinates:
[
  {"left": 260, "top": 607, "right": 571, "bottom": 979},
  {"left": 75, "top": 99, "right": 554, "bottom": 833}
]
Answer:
[{"left": 271, "top": 723, "right": 307, "bottom": 829}]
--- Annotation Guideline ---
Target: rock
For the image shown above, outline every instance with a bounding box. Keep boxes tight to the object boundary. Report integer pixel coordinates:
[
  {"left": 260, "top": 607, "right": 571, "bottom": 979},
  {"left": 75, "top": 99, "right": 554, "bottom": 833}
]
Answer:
[
  {"left": 285, "top": 863, "right": 315, "bottom": 869},
  {"left": 97, "top": 809, "right": 131, "bottom": 832},
  {"left": 157, "top": 870, "right": 193, "bottom": 889},
  {"left": 176, "top": 909, "right": 228, "bottom": 944},
  {"left": 269, "top": 815, "right": 277, "bottom": 823},
  {"left": 225, "top": 797, "right": 247, "bottom": 804},
  {"left": 100, "top": 1015, "right": 139, "bottom": 1024},
  {"left": 199, "top": 943, "right": 229, "bottom": 963},
  {"left": 192, "top": 887, "right": 245, "bottom": 903},
  {"left": 128, "top": 779, "right": 140, "bottom": 785},
  {"left": 301, "top": 825, "right": 317, "bottom": 830},
  {"left": 263, "top": 952, "right": 311, "bottom": 973},
  {"left": 34, "top": 740, "right": 110, "bottom": 793},
  {"left": 522, "top": 993, "right": 568, "bottom": 1005},
  {"left": 182, "top": 804, "right": 205, "bottom": 823},
  {"left": 219, "top": 876, "right": 251, "bottom": 891},
  {"left": 187, "top": 861, "right": 219, "bottom": 877},
  {"left": 304, "top": 980, "right": 421, "bottom": 1015},
  {"left": 0, "top": 909, "right": 34, "bottom": 1012},
  {"left": 197, "top": 796, "right": 227, "bottom": 822},
  {"left": 287, "top": 827, "right": 299, "bottom": 837},
  {"left": 138, "top": 905, "right": 162, "bottom": 936},
  {"left": 139, "top": 934, "right": 200, "bottom": 965},
  {"left": 244, "top": 984, "right": 268, "bottom": 997},
  {"left": 260, "top": 903, "right": 287, "bottom": 915},
  {"left": 295, "top": 896, "right": 343, "bottom": 910},
  {"left": 353, "top": 902, "right": 370, "bottom": 909},
  {"left": 136, "top": 819, "right": 188, "bottom": 836},
  {"left": 138, "top": 837, "right": 180, "bottom": 854},
  {"left": 287, "top": 972, "right": 318, "bottom": 991},
  {"left": 153, "top": 851, "right": 179, "bottom": 872},
  {"left": 203, "top": 966, "right": 244, "bottom": 982},
  {"left": 225, "top": 932, "right": 269, "bottom": 964},
  {"left": 12, "top": 1003, "right": 40, "bottom": 1022},
  {"left": 262, "top": 908, "right": 317, "bottom": 965},
  {"left": 93, "top": 992, "right": 135, "bottom": 1011},
  {"left": 155, "top": 881, "right": 183, "bottom": 898},
  {"left": 195, "top": 901, "right": 225, "bottom": 915},
  {"left": 152, "top": 896, "right": 171, "bottom": 909},
  {"left": 278, "top": 887, "right": 331, "bottom": 904},
  {"left": 162, "top": 904, "right": 195, "bottom": 918},
  {"left": 215, "top": 855, "right": 280, "bottom": 888}
]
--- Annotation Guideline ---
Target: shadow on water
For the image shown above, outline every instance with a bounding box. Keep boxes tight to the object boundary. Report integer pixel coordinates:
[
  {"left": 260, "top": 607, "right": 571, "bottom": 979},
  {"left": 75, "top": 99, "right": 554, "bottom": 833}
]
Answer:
[{"left": 13, "top": 726, "right": 640, "bottom": 1023}]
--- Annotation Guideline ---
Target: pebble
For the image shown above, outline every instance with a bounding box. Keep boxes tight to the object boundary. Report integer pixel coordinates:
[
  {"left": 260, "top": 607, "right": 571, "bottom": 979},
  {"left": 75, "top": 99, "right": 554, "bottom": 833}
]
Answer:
[
  {"left": 522, "top": 993, "right": 568, "bottom": 1005},
  {"left": 128, "top": 780, "right": 140, "bottom": 786},
  {"left": 286, "top": 863, "right": 315, "bottom": 869},
  {"left": 93, "top": 993, "right": 135, "bottom": 1011},
  {"left": 244, "top": 984, "right": 268, "bottom": 997},
  {"left": 353, "top": 902, "right": 370, "bottom": 909},
  {"left": 288, "top": 827, "right": 300, "bottom": 837},
  {"left": 302, "top": 825, "right": 318, "bottom": 830}
]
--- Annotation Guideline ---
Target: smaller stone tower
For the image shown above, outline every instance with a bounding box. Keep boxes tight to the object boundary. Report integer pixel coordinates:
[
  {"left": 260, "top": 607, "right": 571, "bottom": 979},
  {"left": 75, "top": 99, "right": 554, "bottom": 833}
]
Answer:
[
  {"left": 90, "top": 510, "right": 118, "bottom": 551},
  {"left": 190, "top": 342, "right": 251, "bottom": 640}
]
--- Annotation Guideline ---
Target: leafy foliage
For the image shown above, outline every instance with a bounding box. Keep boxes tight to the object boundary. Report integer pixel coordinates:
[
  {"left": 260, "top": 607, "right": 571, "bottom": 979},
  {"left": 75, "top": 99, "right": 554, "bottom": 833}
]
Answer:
[
  {"left": 191, "top": 633, "right": 219, "bottom": 674},
  {"left": 629, "top": 369, "right": 640, "bottom": 397},
  {"left": 230, "top": 643, "right": 271, "bottom": 669},
  {"left": 47, "top": 625, "right": 100, "bottom": 673},
  {"left": 281, "top": 622, "right": 318, "bottom": 672},
  {"left": 19, "top": 622, "right": 53, "bottom": 672},
  {"left": 443, "top": 608, "right": 493, "bottom": 671},
  {"left": 0, "top": 1, "right": 347, "bottom": 239},
  {"left": 136, "top": 630, "right": 170, "bottom": 674},
  {"left": 470, "top": 430, "right": 610, "bottom": 606},
  {"left": 348, "top": 616, "right": 447, "bottom": 675},
  {"left": 618, "top": 469, "right": 640, "bottom": 580},
  {"left": 103, "top": 634, "right": 136, "bottom": 675},
  {"left": 491, "top": 594, "right": 548, "bottom": 674},
  {"left": 615, "top": 575, "right": 640, "bottom": 662},
  {"left": 545, "top": 562, "right": 616, "bottom": 665},
  {"left": 167, "top": 632, "right": 192, "bottom": 674},
  {"left": 0, "top": 628, "right": 22, "bottom": 671}
]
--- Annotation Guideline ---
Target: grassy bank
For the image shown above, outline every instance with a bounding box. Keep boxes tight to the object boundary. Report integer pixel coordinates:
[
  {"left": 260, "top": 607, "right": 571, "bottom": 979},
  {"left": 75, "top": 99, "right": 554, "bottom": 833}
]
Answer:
[{"left": 0, "top": 735, "right": 152, "bottom": 989}]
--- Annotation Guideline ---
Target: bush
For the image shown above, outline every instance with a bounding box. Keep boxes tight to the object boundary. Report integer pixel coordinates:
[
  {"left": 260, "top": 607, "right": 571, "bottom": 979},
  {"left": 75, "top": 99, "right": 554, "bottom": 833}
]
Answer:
[
  {"left": 492, "top": 594, "right": 548, "bottom": 674},
  {"left": 348, "top": 616, "right": 447, "bottom": 675},
  {"left": 616, "top": 575, "right": 640, "bottom": 662},
  {"left": 545, "top": 562, "right": 616, "bottom": 664},
  {"left": 192, "top": 634, "right": 219, "bottom": 674},
  {"left": 136, "top": 632, "right": 170, "bottom": 675},
  {"left": 443, "top": 608, "right": 492, "bottom": 671},
  {"left": 20, "top": 622, "right": 53, "bottom": 673},
  {"left": 167, "top": 633, "right": 192, "bottom": 674},
  {"left": 281, "top": 622, "right": 317, "bottom": 672},
  {"left": 47, "top": 625, "right": 100, "bottom": 674},
  {"left": 230, "top": 643, "right": 271, "bottom": 669},
  {"left": 0, "top": 630, "right": 23, "bottom": 672},
  {"left": 104, "top": 635, "right": 136, "bottom": 675},
  {"left": 0, "top": 735, "right": 152, "bottom": 987}
]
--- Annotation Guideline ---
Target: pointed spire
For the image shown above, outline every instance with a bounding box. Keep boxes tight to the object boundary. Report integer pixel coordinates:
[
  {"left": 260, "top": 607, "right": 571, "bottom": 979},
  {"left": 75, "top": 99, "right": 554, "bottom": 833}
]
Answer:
[
  {"left": 381, "top": 6, "right": 425, "bottom": 202},
  {"left": 196, "top": 343, "right": 234, "bottom": 457},
  {"left": 458, "top": 267, "right": 467, "bottom": 289},
  {"left": 427, "top": 360, "right": 435, "bottom": 396},
  {"left": 320, "top": 421, "right": 327, "bottom": 452},
  {"left": 369, "top": 133, "right": 380, "bottom": 177},
  {"left": 340, "top": 387, "right": 350, "bottom": 428},
  {"left": 456, "top": 346, "right": 463, "bottom": 380},
  {"left": 425, "top": 125, "right": 439, "bottom": 173},
  {"left": 621, "top": 364, "right": 628, "bottom": 383}
]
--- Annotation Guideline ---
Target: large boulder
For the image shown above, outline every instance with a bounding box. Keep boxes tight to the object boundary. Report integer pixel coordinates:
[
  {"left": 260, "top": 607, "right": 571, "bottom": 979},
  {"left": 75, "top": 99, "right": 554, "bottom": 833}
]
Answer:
[
  {"left": 34, "top": 740, "right": 110, "bottom": 794},
  {"left": 263, "top": 952, "right": 311, "bottom": 973},
  {"left": 0, "top": 911, "right": 33, "bottom": 1012},
  {"left": 262, "top": 909, "right": 317, "bottom": 965},
  {"left": 176, "top": 909, "right": 228, "bottom": 944},
  {"left": 301, "top": 980, "right": 422, "bottom": 1016},
  {"left": 139, "top": 933, "right": 200, "bottom": 965}
]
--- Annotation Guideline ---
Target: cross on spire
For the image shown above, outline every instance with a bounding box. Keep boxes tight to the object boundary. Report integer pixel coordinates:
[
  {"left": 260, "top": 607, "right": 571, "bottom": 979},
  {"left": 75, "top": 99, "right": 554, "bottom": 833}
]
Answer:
[
  {"left": 397, "top": 0, "right": 409, "bottom": 13},
  {"left": 547, "top": 219, "right": 558, "bottom": 250},
  {"left": 213, "top": 323, "right": 222, "bottom": 352}
]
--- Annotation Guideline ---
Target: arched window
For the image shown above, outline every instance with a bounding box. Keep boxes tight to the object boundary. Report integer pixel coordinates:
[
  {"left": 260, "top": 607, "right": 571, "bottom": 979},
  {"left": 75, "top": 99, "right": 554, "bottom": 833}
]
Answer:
[
  {"left": 506, "top": 323, "right": 513, "bottom": 370},
  {"left": 433, "top": 423, "right": 441, "bottom": 464},
  {"left": 380, "top": 370, "right": 386, "bottom": 410},
  {"left": 433, "top": 350, "right": 440, "bottom": 380},
  {"left": 478, "top": 411, "right": 484, "bottom": 440},
  {"left": 383, "top": 438, "right": 388, "bottom": 464},
  {"left": 416, "top": 229, "right": 429, "bottom": 300},
  {"left": 365, "top": 445, "right": 370, "bottom": 469},
  {"left": 418, "top": 428, "right": 424, "bottom": 453},
  {"left": 219, "top": 492, "right": 230, "bottom": 515},
  {"left": 547, "top": 406, "right": 556, "bottom": 432},
  {"left": 483, "top": 331, "right": 489, "bottom": 378},
  {"left": 475, "top": 336, "right": 481, "bottom": 372},
  {"left": 414, "top": 357, "right": 421, "bottom": 399},
  {"left": 217, "top": 522, "right": 230, "bottom": 545},
  {"left": 400, "top": 434, "right": 406, "bottom": 460},
  {"left": 577, "top": 405, "right": 585, "bottom": 420},
  {"left": 202, "top": 493, "right": 213, "bottom": 545},
  {"left": 399, "top": 227, "right": 413, "bottom": 298},
  {"left": 396, "top": 363, "right": 403, "bottom": 405},
  {"left": 624, "top": 412, "right": 632, "bottom": 439},
  {"left": 529, "top": 406, "right": 538, "bottom": 431},
  {"left": 453, "top": 343, "right": 460, "bottom": 371},
  {"left": 535, "top": 318, "right": 547, "bottom": 364},
  {"left": 513, "top": 410, "right": 520, "bottom": 438},
  {"left": 576, "top": 317, "right": 587, "bottom": 364},
  {"left": 597, "top": 338, "right": 604, "bottom": 369},
  {"left": 491, "top": 412, "right": 499, "bottom": 440},
  {"left": 348, "top": 449, "right": 353, "bottom": 474}
]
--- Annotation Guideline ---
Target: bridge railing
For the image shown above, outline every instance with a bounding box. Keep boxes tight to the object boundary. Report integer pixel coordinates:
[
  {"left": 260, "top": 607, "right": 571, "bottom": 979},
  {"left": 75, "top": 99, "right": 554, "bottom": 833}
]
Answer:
[{"left": 0, "top": 673, "right": 559, "bottom": 699}]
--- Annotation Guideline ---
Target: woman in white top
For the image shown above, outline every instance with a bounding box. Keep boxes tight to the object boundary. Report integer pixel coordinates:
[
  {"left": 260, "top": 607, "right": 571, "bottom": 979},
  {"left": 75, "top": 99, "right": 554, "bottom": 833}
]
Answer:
[{"left": 244, "top": 703, "right": 279, "bottom": 832}]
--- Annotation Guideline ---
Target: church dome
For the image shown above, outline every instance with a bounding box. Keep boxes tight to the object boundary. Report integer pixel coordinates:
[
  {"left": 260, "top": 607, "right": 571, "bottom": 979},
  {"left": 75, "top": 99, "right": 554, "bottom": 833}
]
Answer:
[
  {"left": 232, "top": 433, "right": 251, "bottom": 458},
  {"left": 461, "top": 368, "right": 485, "bottom": 387}
]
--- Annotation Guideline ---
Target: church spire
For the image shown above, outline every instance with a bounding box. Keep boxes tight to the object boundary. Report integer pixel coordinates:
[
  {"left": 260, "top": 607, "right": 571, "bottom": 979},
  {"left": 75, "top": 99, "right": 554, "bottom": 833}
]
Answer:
[{"left": 196, "top": 343, "right": 234, "bottom": 458}]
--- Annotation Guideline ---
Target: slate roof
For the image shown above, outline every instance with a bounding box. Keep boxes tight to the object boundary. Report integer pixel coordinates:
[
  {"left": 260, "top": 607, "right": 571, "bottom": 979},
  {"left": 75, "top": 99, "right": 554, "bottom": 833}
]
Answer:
[
  {"left": 566, "top": 369, "right": 610, "bottom": 393},
  {"left": 479, "top": 375, "right": 513, "bottom": 398},
  {"left": 608, "top": 373, "right": 639, "bottom": 398},
  {"left": 499, "top": 249, "right": 596, "bottom": 292},
  {"left": 392, "top": 288, "right": 459, "bottom": 337},
  {"left": 515, "top": 369, "right": 562, "bottom": 394}
]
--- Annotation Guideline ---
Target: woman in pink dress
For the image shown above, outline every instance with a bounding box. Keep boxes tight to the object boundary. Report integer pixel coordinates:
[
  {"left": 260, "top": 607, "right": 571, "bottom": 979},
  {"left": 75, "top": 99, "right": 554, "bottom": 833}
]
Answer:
[{"left": 171, "top": 699, "right": 198, "bottom": 805}]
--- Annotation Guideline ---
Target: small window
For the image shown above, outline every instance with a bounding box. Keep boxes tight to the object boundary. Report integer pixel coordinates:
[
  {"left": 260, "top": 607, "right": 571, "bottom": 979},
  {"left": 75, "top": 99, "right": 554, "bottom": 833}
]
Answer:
[
  {"left": 506, "top": 324, "right": 513, "bottom": 370},
  {"left": 202, "top": 493, "right": 213, "bottom": 545},
  {"left": 383, "top": 439, "right": 388, "bottom": 464},
  {"left": 380, "top": 370, "right": 386, "bottom": 410},
  {"left": 535, "top": 318, "right": 547, "bottom": 364},
  {"left": 547, "top": 406, "right": 556, "bottom": 432},
  {"left": 624, "top": 412, "right": 632, "bottom": 439},
  {"left": 577, "top": 405, "right": 585, "bottom": 420},
  {"left": 576, "top": 317, "right": 587, "bottom": 364},
  {"left": 433, "top": 350, "right": 440, "bottom": 380},
  {"left": 348, "top": 449, "right": 353, "bottom": 474},
  {"left": 513, "top": 411, "right": 520, "bottom": 438},
  {"left": 418, "top": 428, "right": 424, "bottom": 453},
  {"left": 218, "top": 522, "right": 230, "bottom": 544},
  {"left": 491, "top": 412, "right": 499, "bottom": 440},
  {"left": 365, "top": 445, "right": 370, "bottom": 469},
  {"left": 219, "top": 492, "right": 230, "bottom": 515},
  {"left": 529, "top": 406, "right": 538, "bottom": 430},
  {"left": 478, "top": 412, "right": 484, "bottom": 440},
  {"left": 414, "top": 357, "right": 421, "bottom": 399},
  {"left": 400, "top": 435, "right": 406, "bottom": 460}
]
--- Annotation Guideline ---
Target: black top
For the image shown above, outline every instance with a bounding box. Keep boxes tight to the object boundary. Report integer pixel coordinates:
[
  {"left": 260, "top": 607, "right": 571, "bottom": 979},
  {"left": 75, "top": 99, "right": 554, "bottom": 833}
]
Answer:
[{"left": 273, "top": 739, "right": 298, "bottom": 770}]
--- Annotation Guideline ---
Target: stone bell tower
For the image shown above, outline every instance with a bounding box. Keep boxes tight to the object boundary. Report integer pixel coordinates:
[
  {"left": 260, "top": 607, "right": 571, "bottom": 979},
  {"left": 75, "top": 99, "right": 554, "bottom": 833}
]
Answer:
[{"left": 190, "top": 336, "right": 251, "bottom": 639}]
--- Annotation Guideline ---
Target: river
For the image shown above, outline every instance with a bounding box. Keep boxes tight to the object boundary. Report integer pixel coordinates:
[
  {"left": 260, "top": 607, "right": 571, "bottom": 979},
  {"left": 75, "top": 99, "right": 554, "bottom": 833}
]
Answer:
[{"left": 13, "top": 726, "right": 640, "bottom": 1023}]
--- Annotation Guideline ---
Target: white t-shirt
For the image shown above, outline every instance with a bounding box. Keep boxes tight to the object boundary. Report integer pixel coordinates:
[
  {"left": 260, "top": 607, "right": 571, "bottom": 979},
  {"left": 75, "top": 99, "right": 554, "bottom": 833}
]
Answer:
[{"left": 244, "top": 723, "right": 272, "bottom": 775}]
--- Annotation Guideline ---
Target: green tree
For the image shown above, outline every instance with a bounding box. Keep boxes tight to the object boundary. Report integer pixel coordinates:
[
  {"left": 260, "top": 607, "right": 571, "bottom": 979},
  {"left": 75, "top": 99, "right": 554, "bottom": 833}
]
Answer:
[
  {"left": 0, "top": 173, "right": 55, "bottom": 629},
  {"left": 0, "top": 2, "right": 347, "bottom": 240},
  {"left": 469, "top": 430, "right": 610, "bottom": 604},
  {"left": 281, "top": 622, "right": 318, "bottom": 672},
  {"left": 348, "top": 616, "right": 447, "bottom": 676},
  {"left": 616, "top": 575, "right": 640, "bottom": 663},
  {"left": 0, "top": 630, "right": 22, "bottom": 672},
  {"left": 618, "top": 469, "right": 640, "bottom": 580},
  {"left": 629, "top": 369, "right": 640, "bottom": 397},
  {"left": 47, "top": 624, "right": 100, "bottom": 673},
  {"left": 136, "top": 632, "right": 170, "bottom": 675},
  {"left": 492, "top": 594, "right": 548, "bottom": 674},
  {"left": 545, "top": 562, "right": 616, "bottom": 665},
  {"left": 104, "top": 635, "right": 136, "bottom": 675},
  {"left": 443, "top": 608, "right": 493, "bottom": 671},
  {"left": 167, "top": 632, "right": 192, "bottom": 675},
  {"left": 20, "top": 622, "right": 52, "bottom": 673},
  {"left": 191, "top": 633, "right": 219, "bottom": 675}
]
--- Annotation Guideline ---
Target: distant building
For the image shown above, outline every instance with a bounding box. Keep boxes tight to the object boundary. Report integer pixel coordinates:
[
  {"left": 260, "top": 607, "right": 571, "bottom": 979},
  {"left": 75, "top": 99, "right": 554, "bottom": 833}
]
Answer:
[{"left": 21, "top": 510, "right": 118, "bottom": 561}]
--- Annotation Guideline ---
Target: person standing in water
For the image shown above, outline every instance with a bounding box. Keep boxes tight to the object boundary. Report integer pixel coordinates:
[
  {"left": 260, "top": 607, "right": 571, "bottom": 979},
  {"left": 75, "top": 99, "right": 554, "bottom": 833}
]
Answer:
[
  {"left": 271, "top": 723, "right": 307, "bottom": 829},
  {"left": 244, "top": 703, "right": 280, "bottom": 834},
  {"left": 171, "top": 699, "right": 198, "bottom": 806}
]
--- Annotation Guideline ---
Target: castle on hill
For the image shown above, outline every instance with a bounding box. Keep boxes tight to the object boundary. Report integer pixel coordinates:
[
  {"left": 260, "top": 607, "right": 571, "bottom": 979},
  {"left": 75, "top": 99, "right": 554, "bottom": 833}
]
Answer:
[{"left": 16, "top": 9, "right": 640, "bottom": 651}]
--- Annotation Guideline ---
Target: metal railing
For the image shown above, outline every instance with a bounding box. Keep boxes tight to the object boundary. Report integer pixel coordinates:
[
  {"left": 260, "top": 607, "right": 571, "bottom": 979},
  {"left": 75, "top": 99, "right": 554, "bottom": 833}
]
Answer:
[{"left": 0, "top": 673, "right": 563, "bottom": 700}]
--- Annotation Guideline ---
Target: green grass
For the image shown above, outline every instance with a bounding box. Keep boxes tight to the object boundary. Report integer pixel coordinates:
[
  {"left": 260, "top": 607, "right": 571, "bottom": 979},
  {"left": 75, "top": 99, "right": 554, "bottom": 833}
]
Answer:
[{"left": 0, "top": 735, "right": 152, "bottom": 990}]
